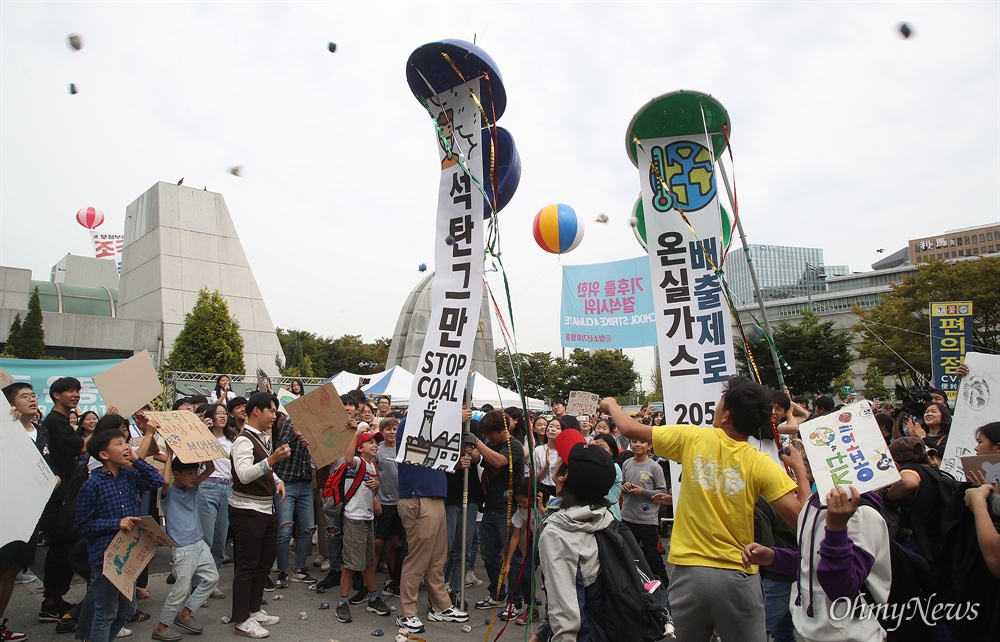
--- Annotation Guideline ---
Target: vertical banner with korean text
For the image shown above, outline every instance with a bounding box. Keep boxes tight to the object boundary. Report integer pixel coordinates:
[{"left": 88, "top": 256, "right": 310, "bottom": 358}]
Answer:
[
  {"left": 560, "top": 256, "right": 656, "bottom": 348},
  {"left": 638, "top": 134, "right": 736, "bottom": 427},
  {"left": 930, "top": 301, "right": 973, "bottom": 403},
  {"left": 397, "top": 78, "right": 484, "bottom": 472}
]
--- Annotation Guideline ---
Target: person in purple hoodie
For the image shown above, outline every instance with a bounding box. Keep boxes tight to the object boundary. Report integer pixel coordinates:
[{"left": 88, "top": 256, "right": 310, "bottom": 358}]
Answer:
[{"left": 743, "top": 486, "right": 892, "bottom": 642}]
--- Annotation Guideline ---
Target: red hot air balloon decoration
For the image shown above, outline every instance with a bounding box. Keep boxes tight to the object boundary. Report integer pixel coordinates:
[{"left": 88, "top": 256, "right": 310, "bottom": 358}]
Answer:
[{"left": 76, "top": 207, "right": 105, "bottom": 230}]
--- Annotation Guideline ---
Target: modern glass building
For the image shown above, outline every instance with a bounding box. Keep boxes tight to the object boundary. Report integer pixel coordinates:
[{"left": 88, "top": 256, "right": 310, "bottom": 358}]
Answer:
[{"left": 723, "top": 244, "right": 843, "bottom": 305}]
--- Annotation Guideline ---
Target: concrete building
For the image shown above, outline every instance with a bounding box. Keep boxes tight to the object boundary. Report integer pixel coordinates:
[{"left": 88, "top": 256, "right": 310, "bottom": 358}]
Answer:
[
  {"left": 386, "top": 271, "right": 498, "bottom": 380},
  {"left": 1, "top": 182, "right": 284, "bottom": 372},
  {"left": 909, "top": 222, "right": 1000, "bottom": 265}
]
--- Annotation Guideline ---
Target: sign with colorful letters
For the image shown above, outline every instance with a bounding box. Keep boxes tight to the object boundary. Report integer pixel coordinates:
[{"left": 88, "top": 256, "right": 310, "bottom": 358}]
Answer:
[
  {"left": 561, "top": 256, "right": 656, "bottom": 348},
  {"left": 930, "top": 301, "right": 973, "bottom": 403},
  {"left": 799, "top": 401, "right": 900, "bottom": 498}
]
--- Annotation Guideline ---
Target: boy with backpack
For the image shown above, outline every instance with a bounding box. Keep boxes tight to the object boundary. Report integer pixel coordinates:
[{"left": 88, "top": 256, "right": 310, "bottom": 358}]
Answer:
[
  {"left": 335, "top": 425, "right": 391, "bottom": 623},
  {"left": 152, "top": 453, "right": 219, "bottom": 641},
  {"left": 537, "top": 427, "right": 617, "bottom": 641}
]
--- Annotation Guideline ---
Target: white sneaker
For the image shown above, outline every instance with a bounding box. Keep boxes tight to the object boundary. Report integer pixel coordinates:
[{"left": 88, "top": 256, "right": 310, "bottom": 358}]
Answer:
[
  {"left": 116, "top": 627, "right": 133, "bottom": 638},
  {"left": 396, "top": 615, "right": 425, "bottom": 633},
  {"left": 320, "top": 558, "right": 331, "bottom": 572},
  {"left": 312, "top": 555, "right": 326, "bottom": 568},
  {"left": 235, "top": 617, "right": 269, "bottom": 638},
  {"left": 251, "top": 610, "right": 280, "bottom": 626},
  {"left": 428, "top": 606, "right": 469, "bottom": 622}
]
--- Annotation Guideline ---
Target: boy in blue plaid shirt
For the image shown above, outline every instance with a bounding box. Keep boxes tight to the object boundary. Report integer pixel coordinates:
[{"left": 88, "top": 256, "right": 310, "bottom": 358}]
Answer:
[{"left": 75, "top": 421, "right": 163, "bottom": 642}]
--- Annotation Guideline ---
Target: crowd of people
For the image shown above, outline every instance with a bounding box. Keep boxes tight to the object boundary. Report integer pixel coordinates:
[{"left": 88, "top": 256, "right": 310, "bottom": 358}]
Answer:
[{"left": 1, "top": 369, "right": 998, "bottom": 642}]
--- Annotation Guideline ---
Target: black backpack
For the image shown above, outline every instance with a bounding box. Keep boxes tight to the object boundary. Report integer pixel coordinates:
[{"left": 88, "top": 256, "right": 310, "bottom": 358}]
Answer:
[
  {"left": 595, "top": 518, "right": 671, "bottom": 642},
  {"left": 933, "top": 482, "right": 1000, "bottom": 641},
  {"left": 858, "top": 494, "right": 935, "bottom": 642},
  {"left": 895, "top": 464, "right": 960, "bottom": 562},
  {"left": 45, "top": 462, "right": 89, "bottom": 539}
]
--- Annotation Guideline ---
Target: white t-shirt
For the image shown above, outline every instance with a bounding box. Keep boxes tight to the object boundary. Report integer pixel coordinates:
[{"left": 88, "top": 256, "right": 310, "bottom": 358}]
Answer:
[
  {"left": 26, "top": 427, "right": 38, "bottom": 442},
  {"left": 203, "top": 435, "right": 233, "bottom": 482},
  {"left": 343, "top": 457, "right": 378, "bottom": 521},
  {"left": 511, "top": 506, "right": 529, "bottom": 529},
  {"left": 533, "top": 444, "right": 559, "bottom": 486}
]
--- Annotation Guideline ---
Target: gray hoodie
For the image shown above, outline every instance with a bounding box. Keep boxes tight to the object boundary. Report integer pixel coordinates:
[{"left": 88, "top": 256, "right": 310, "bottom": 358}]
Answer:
[{"left": 538, "top": 504, "right": 615, "bottom": 642}]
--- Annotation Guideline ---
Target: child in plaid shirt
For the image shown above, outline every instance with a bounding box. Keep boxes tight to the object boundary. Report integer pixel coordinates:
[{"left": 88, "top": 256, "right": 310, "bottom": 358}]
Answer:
[{"left": 75, "top": 421, "right": 163, "bottom": 642}]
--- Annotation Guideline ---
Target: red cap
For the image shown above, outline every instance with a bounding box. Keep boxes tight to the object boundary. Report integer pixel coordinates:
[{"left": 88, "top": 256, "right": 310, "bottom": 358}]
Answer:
[{"left": 356, "top": 431, "right": 384, "bottom": 451}]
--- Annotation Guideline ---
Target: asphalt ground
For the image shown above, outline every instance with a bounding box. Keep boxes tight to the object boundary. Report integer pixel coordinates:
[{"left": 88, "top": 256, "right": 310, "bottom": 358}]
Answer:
[{"left": 6, "top": 545, "right": 540, "bottom": 642}]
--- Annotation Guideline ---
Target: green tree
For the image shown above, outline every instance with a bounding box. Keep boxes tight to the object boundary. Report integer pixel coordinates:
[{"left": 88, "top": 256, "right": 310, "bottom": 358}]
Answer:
[
  {"left": 5, "top": 313, "right": 23, "bottom": 357},
  {"left": 167, "top": 289, "right": 245, "bottom": 374},
  {"left": 854, "top": 257, "right": 1000, "bottom": 386},
  {"left": 740, "top": 311, "right": 853, "bottom": 395},
  {"left": 276, "top": 330, "right": 390, "bottom": 378},
  {"left": 861, "top": 365, "right": 891, "bottom": 401},
  {"left": 557, "top": 349, "right": 639, "bottom": 400},
  {"left": 8, "top": 287, "right": 45, "bottom": 359},
  {"left": 495, "top": 349, "right": 554, "bottom": 399}
]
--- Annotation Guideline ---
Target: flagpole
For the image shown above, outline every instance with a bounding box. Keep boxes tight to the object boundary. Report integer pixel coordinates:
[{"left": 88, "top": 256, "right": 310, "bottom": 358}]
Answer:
[{"left": 716, "top": 161, "right": 788, "bottom": 392}]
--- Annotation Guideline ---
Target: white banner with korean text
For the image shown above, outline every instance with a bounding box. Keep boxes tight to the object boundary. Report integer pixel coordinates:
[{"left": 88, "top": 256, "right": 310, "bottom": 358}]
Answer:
[
  {"left": 397, "top": 78, "right": 485, "bottom": 472},
  {"left": 90, "top": 230, "right": 125, "bottom": 274},
  {"left": 639, "top": 134, "right": 736, "bottom": 426}
]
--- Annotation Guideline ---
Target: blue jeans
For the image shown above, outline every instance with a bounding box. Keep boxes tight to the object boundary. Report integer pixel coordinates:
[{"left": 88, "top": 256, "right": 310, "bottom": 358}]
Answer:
[
  {"left": 480, "top": 509, "right": 522, "bottom": 603},
  {"left": 88, "top": 564, "right": 135, "bottom": 642},
  {"left": 197, "top": 480, "right": 232, "bottom": 568},
  {"left": 445, "top": 503, "right": 478, "bottom": 589},
  {"left": 276, "top": 480, "right": 316, "bottom": 573},
  {"left": 326, "top": 514, "right": 343, "bottom": 573},
  {"left": 762, "top": 578, "right": 795, "bottom": 642}
]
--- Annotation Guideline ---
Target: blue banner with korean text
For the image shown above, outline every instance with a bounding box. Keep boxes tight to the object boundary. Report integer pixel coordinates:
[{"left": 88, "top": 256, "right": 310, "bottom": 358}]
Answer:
[
  {"left": 560, "top": 256, "right": 657, "bottom": 348},
  {"left": 930, "top": 301, "right": 973, "bottom": 403},
  {"left": 0, "top": 357, "right": 123, "bottom": 418}
]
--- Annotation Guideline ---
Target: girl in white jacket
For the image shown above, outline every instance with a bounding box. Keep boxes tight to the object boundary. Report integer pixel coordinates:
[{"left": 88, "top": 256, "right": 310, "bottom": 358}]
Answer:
[{"left": 743, "top": 486, "right": 892, "bottom": 642}]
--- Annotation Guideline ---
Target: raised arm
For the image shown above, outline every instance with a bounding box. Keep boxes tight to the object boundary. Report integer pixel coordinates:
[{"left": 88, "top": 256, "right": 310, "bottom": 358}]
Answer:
[{"left": 600, "top": 397, "right": 653, "bottom": 443}]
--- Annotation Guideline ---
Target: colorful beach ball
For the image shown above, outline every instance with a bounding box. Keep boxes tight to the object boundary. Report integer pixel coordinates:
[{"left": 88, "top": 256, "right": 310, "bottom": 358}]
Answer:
[{"left": 532, "top": 204, "right": 583, "bottom": 254}]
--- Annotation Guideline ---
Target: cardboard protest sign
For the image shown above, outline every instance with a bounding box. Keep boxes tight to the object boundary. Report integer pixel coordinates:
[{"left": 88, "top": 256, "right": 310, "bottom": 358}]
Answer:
[
  {"left": 0, "top": 394, "right": 58, "bottom": 545},
  {"left": 145, "top": 411, "right": 227, "bottom": 463},
  {"left": 92, "top": 350, "right": 161, "bottom": 418},
  {"left": 799, "top": 401, "right": 900, "bottom": 499},
  {"left": 103, "top": 516, "right": 174, "bottom": 597},
  {"left": 941, "top": 352, "right": 1000, "bottom": 480},
  {"left": 0, "top": 366, "right": 16, "bottom": 389},
  {"left": 960, "top": 454, "right": 1000, "bottom": 484},
  {"left": 284, "top": 383, "right": 353, "bottom": 469},
  {"left": 568, "top": 391, "right": 599, "bottom": 417}
]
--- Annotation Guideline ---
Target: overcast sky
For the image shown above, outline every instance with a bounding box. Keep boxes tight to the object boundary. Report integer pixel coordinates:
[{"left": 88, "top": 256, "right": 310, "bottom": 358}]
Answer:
[{"left": 1, "top": 1, "right": 997, "bottom": 389}]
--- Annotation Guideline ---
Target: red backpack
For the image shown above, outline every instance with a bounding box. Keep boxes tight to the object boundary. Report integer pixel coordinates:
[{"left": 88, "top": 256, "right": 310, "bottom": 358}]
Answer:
[{"left": 321, "top": 461, "right": 372, "bottom": 518}]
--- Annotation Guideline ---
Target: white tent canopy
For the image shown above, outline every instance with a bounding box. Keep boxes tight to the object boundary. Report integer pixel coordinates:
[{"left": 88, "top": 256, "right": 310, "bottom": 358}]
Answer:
[
  {"left": 330, "top": 368, "right": 546, "bottom": 410},
  {"left": 470, "top": 372, "right": 546, "bottom": 411},
  {"left": 327, "top": 369, "right": 389, "bottom": 395},
  {"left": 361, "top": 366, "right": 414, "bottom": 406}
]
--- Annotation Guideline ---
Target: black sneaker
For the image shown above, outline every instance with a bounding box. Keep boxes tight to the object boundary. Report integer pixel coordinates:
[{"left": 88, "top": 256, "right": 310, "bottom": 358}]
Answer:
[
  {"left": 381, "top": 581, "right": 400, "bottom": 598},
  {"left": 336, "top": 602, "right": 351, "bottom": 623},
  {"left": 38, "top": 600, "right": 73, "bottom": 623},
  {"left": 55, "top": 614, "right": 78, "bottom": 634},
  {"left": 315, "top": 570, "right": 340, "bottom": 591},
  {"left": 366, "top": 596, "right": 390, "bottom": 616},
  {"left": 274, "top": 572, "right": 288, "bottom": 589},
  {"left": 263, "top": 576, "right": 275, "bottom": 592},
  {"left": 348, "top": 587, "right": 368, "bottom": 605}
]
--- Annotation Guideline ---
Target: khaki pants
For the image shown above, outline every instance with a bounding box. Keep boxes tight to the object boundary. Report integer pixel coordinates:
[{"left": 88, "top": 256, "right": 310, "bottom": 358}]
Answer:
[{"left": 398, "top": 496, "right": 451, "bottom": 616}]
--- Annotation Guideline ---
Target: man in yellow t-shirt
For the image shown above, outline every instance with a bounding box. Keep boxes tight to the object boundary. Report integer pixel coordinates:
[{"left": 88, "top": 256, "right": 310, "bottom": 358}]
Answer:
[{"left": 602, "top": 377, "right": 803, "bottom": 642}]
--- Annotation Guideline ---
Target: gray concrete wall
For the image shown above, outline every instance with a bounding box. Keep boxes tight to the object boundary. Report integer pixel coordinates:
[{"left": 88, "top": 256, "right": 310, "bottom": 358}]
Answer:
[
  {"left": 118, "top": 182, "right": 285, "bottom": 375},
  {"left": 51, "top": 254, "right": 121, "bottom": 291}
]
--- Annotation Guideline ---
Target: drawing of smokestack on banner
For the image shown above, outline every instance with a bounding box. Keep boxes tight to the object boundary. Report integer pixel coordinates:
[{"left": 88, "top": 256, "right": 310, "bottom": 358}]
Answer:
[
  {"left": 397, "top": 40, "right": 520, "bottom": 471},
  {"left": 626, "top": 91, "right": 737, "bottom": 426}
]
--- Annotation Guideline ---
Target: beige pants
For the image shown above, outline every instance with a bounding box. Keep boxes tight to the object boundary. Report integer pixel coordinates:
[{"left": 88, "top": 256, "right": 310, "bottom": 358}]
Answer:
[{"left": 398, "top": 496, "right": 451, "bottom": 616}]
